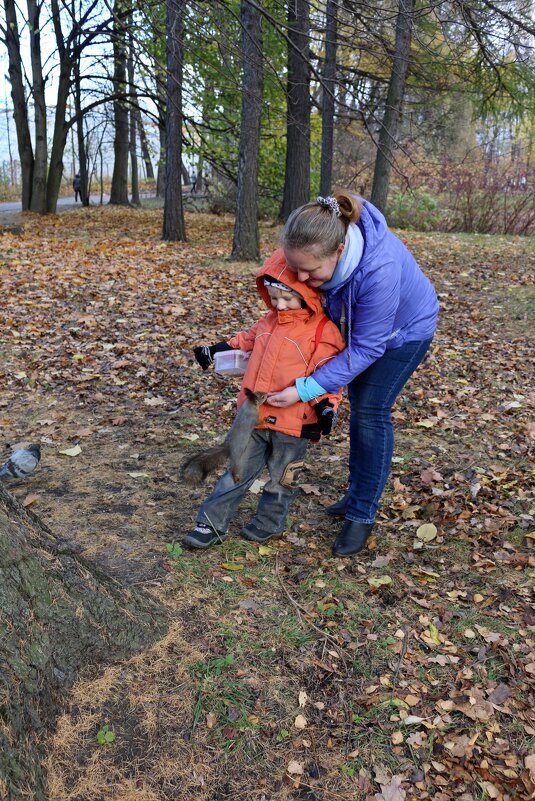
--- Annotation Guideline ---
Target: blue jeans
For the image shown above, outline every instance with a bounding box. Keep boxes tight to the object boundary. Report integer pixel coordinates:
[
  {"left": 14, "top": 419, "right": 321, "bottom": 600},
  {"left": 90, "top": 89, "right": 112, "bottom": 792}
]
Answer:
[
  {"left": 197, "top": 429, "right": 310, "bottom": 534},
  {"left": 345, "top": 339, "right": 433, "bottom": 524}
]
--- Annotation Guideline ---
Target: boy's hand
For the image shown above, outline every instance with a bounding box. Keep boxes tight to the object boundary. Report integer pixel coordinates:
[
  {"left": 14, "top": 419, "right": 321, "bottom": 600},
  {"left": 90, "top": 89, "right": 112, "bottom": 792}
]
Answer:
[
  {"left": 193, "top": 341, "right": 234, "bottom": 371},
  {"left": 314, "top": 398, "right": 336, "bottom": 435},
  {"left": 193, "top": 345, "right": 213, "bottom": 371}
]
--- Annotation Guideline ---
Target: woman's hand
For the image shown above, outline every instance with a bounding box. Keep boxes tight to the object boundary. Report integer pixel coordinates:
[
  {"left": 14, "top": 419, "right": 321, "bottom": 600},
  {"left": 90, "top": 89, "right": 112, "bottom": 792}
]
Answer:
[{"left": 267, "top": 386, "right": 300, "bottom": 407}]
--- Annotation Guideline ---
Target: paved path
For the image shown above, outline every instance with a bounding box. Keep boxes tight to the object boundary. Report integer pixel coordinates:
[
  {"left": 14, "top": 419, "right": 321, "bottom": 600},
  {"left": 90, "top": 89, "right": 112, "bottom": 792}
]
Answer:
[{"left": 0, "top": 194, "right": 110, "bottom": 214}]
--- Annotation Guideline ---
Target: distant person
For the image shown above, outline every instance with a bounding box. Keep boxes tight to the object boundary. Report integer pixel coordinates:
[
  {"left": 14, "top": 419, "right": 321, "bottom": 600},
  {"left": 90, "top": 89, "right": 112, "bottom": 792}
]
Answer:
[
  {"left": 191, "top": 171, "right": 197, "bottom": 193},
  {"left": 73, "top": 174, "right": 82, "bottom": 202}
]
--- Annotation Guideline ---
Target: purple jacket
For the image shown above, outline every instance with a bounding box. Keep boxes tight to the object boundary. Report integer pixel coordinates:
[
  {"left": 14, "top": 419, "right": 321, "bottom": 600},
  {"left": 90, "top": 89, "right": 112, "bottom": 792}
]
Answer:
[{"left": 313, "top": 200, "right": 439, "bottom": 393}]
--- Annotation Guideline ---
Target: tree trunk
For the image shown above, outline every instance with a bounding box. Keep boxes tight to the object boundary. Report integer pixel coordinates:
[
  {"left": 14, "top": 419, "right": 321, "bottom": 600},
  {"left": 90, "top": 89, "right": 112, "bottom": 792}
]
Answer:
[
  {"left": 279, "top": 0, "right": 311, "bottom": 221},
  {"left": 0, "top": 483, "right": 167, "bottom": 801},
  {"left": 109, "top": 1, "right": 130, "bottom": 205},
  {"left": 231, "top": 0, "right": 263, "bottom": 261},
  {"left": 162, "top": 0, "right": 186, "bottom": 241},
  {"left": 27, "top": 0, "right": 47, "bottom": 214},
  {"left": 74, "top": 46, "right": 89, "bottom": 207},
  {"left": 128, "top": 28, "right": 140, "bottom": 206},
  {"left": 319, "top": 0, "right": 337, "bottom": 197},
  {"left": 370, "top": 0, "right": 415, "bottom": 213},
  {"left": 135, "top": 108, "right": 155, "bottom": 180},
  {"left": 156, "top": 68, "right": 166, "bottom": 198},
  {"left": 3, "top": 0, "right": 34, "bottom": 210}
]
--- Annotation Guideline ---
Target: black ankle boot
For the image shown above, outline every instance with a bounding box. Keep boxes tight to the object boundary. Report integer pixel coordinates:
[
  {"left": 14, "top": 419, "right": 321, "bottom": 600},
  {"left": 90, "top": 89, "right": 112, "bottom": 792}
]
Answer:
[
  {"left": 325, "top": 491, "right": 350, "bottom": 516},
  {"left": 332, "top": 521, "right": 374, "bottom": 556}
]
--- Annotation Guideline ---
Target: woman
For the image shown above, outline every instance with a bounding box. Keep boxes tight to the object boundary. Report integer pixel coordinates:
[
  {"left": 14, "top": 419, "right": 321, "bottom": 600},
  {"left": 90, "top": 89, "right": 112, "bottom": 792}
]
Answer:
[{"left": 268, "top": 191, "right": 439, "bottom": 556}]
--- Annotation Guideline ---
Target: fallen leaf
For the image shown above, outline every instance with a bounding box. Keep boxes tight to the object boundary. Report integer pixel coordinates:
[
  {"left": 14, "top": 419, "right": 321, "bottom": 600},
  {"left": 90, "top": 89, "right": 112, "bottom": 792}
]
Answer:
[
  {"left": 59, "top": 445, "right": 82, "bottom": 457},
  {"left": 287, "top": 760, "right": 304, "bottom": 775},
  {"left": 416, "top": 523, "right": 437, "bottom": 542},
  {"left": 428, "top": 623, "right": 441, "bottom": 644},
  {"left": 258, "top": 545, "right": 272, "bottom": 556},
  {"left": 221, "top": 563, "right": 244, "bottom": 571},
  {"left": 298, "top": 691, "right": 308, "bottom": 708},
  {"left": 22, "top": 493, "right": 39, "bottom": 507},
  {"left": 144, "top": 396, "right": 166, "bottom": 406},
  {"left": 294, "top": 714, "right": 307, "bottom": 730},
  {"left": 375, "top": 773, "right": 406, "bottom": 801},
  {"left": 181, "top": 433, "right": 200, "bottom": 441},
  {"left": 128, "top": 471, "right": 149, "bottom": 478},
  {"left": 367, "top": 575, "right": 392, "bottom": 588},
  {"left": 206, "top": 712, "right": 217, "bottom": 729},
  {"left": 299, "top": 483, "right": 321, "bottom": 495},
  {"left": 248, "top": 479, "right": 266, "bottom": 494}
]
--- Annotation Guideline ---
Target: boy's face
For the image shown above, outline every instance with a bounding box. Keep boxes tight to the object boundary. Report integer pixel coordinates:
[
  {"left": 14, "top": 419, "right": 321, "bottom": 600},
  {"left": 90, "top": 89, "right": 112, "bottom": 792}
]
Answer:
[{"left": 267, "top": 286, "right": 302, "bottom": 311}]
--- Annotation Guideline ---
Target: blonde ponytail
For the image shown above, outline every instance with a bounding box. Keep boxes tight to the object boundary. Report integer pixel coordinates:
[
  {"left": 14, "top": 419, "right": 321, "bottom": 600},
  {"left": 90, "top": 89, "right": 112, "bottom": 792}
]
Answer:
[{"left": 281, "top": 190, "right": 362, "bottom": 257}]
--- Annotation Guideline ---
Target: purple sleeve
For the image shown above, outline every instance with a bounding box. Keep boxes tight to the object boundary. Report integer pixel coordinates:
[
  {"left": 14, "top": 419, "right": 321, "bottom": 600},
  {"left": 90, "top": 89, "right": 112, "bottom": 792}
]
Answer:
[{"left": 312, "top": 262, "right": 402, "bottom": 392}]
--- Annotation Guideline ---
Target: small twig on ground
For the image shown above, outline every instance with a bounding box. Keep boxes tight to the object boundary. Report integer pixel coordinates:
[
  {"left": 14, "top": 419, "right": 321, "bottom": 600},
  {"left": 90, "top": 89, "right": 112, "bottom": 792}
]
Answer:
[
  {"left": 275, "top": 553, "right": 351, "bottom": 670},
  {"left": 391, "top": 625, "right": 410, "bottom": 693}
]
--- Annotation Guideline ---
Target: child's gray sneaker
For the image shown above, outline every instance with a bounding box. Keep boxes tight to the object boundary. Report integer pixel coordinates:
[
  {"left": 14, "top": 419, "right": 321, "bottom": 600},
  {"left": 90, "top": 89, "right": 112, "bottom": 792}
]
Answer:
[{"left": 183, "top": 524, "right": 227, "bottom": 549}]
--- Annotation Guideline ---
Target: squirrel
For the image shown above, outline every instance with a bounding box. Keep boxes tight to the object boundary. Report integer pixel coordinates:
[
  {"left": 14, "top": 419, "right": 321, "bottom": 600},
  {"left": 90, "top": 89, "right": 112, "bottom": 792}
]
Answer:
[{"left": 181, "top": 389, "right": 268, "bottom": 484}]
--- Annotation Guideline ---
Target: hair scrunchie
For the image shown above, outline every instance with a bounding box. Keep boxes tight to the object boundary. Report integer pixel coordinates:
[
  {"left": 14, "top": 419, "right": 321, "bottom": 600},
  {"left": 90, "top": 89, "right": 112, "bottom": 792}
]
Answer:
[{"left": 316, "top": 195, "right": 341, "bottom": 217}]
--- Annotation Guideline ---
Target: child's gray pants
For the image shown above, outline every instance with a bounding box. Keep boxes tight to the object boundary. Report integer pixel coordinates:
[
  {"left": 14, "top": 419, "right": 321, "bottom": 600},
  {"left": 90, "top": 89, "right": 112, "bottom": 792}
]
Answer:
[{"left": 197, "top": 428, "right": 310, "bottom": 535}]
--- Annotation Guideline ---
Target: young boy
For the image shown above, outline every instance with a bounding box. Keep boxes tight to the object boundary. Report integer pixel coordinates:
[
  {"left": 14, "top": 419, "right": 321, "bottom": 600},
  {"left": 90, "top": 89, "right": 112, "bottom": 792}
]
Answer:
[{"left": 184, "top": 250, "right": 346, "bottom": 549}]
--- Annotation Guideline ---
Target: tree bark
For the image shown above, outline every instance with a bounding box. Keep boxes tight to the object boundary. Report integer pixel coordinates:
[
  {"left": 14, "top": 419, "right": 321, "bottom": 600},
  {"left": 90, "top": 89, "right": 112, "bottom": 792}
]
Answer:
[
  {"left": 319, "top": 0, "right": 337, "bottom": 197},
  {"left": 162, "top": 0, "right": 186, "bottom": 241},
  {"left": 135, "top": 108, "right": 155, "bottom": 181},
  {"left": 128, "top": 26, "right": 140, "bottom": 206},
  {"left": 74, "top": 40, "right": 89, "bottom": 207},
  {"left": 370, "top": 0, "right": 415, "bottom": 213},
  {"left": 3, "top": 0, "right": 34, "bottom": 211},
  {"left": 27, "top": 0, "right": 47, "bottom": 214},
  {"left": 0, "top": 483, "right": 167, "bottom": 801},
  {"left": 231, "top": 0, "right": 263, "bottom": 261},
  {"left": 109, "top": 1, "right": 130, "bottom": 205},
  {"left": 279, "top": 0, "right": 311, "bottom": 221},
  {"left": 156, "top": 67, "right": 167, "bottom": 198}
]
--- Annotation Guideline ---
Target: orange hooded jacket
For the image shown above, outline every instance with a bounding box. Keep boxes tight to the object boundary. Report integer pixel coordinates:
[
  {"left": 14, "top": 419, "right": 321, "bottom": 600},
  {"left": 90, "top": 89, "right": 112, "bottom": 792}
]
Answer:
[{"left": 227, "top": 250, "right": 345, "bottom": 439}]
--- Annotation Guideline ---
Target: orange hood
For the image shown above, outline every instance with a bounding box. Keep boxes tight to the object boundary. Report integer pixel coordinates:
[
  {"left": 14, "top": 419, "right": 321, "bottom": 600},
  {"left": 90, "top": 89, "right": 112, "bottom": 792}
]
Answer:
[{"left": 256, "top": 249, "right": 323, "bottom": 315}]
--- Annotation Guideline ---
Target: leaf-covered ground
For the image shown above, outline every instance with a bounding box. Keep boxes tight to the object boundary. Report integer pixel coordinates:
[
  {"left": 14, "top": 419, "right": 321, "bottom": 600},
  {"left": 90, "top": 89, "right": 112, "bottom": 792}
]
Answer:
[{"left": 1, "top": 208, "right": 534, "bottom": 801}]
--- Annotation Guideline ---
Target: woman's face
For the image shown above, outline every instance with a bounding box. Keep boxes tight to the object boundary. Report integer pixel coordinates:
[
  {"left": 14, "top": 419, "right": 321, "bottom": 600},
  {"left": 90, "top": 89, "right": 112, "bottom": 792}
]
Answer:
[{"left": 284, "top": 243, "right": 344, "bottom": 287}]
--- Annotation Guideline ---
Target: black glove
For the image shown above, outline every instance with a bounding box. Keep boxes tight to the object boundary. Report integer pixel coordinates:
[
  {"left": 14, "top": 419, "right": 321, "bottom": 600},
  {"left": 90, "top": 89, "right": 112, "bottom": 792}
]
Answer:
[
  {"left": 314, "top": 398, "right": 336, "bottom": 436},
  {"left": 193, "top": 341, "right": 233, "bottom": 371}
]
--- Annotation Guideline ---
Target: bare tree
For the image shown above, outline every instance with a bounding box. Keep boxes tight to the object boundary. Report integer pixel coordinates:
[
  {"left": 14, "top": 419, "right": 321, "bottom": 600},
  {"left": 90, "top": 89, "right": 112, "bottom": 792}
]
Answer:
[
  {"left": 320, "top": 0, "right": 338, "bottom": 196},
  {"left": 163, "top": 0, "right": 186, "bottom": 241},
  {"left": 279, "top": 0, "right": 311, "bottom": 220},
  {"left": 370, "top": 0, "right": 417, "bottom": 211},
  {"left": 231, "top": 0, "right": 263, "bottom": 260},
  {"left": 109, "top": 0, "right": 130, "bottom": 205}
]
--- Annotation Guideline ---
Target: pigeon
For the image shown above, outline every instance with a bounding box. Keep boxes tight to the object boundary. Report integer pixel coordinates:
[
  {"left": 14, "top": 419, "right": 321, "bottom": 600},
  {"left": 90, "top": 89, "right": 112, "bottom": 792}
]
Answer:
[{"left": 0, "top": 444, "right": 41, "bottom": 480}]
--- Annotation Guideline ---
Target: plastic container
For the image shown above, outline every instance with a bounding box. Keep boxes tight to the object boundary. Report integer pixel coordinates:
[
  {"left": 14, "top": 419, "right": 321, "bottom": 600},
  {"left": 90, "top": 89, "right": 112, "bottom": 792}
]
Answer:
[{"left": 214, "top": 349, "right": 251, "bottom": 376}]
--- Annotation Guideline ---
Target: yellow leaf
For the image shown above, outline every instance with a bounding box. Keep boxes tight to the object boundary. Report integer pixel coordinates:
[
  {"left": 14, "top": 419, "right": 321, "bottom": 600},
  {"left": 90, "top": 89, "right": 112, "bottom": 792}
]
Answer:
[
  {"left": 258, "top": 545, "right": 272, "bottom": 556},
  {"left": 416, "top": 523, "right": 438, "bottom": 542},
  {"left": 367, "top": 575, "right": 392, "bottom": 588},
  {"left": 59, "top": 445, "right": 82, "bottom": 457},
  {"left": 221, "top": 562, "right": 244, "bottom": 571},
  {"left": 428, "top": 624, "right": 441, "bottom": 644}
]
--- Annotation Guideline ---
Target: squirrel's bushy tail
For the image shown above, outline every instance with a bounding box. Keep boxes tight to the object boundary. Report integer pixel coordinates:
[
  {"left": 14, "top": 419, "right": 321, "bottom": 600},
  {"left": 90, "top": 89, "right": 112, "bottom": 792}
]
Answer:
[{"left": 181, "top": 445, "right": 229, "bottom": 485}]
